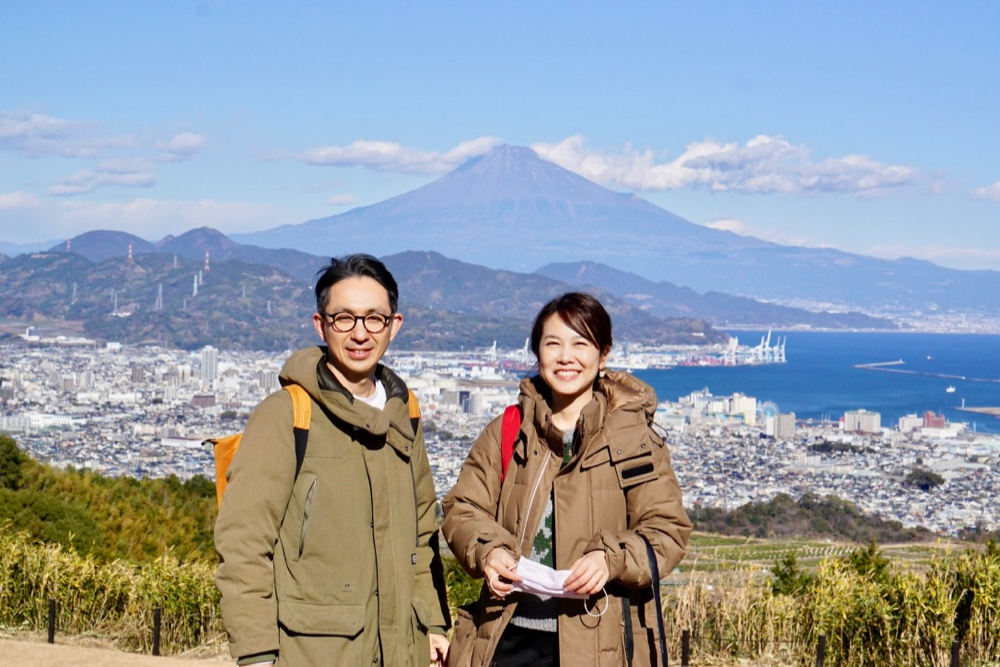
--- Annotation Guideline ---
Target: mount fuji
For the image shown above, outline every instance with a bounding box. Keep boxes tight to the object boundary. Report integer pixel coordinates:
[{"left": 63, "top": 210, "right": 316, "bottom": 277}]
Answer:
[{"left": 235, "top": 145, "right": 1000, "bottom": 313}]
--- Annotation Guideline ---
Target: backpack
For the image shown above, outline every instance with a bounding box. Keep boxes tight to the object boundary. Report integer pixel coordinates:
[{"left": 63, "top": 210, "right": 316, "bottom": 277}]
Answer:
[
  {"left": 207, "top": 384, "right": 312, "bottom": 509},
  {"left": 207, "top": 385, "right": 424, "bottom": 509},
  {"left": 500, "top": 404, "right": 521, "bottom": 482}
]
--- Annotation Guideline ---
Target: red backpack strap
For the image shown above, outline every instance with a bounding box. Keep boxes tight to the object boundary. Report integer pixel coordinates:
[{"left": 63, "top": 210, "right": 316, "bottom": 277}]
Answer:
[{"left": 500, "top": 404, "right": 521, "bottom": 483}]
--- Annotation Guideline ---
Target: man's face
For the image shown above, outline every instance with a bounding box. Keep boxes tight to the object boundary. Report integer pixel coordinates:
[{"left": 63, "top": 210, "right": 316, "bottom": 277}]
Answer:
[{"left": 312, "top": 276, "right": 403, "bottom": 392}]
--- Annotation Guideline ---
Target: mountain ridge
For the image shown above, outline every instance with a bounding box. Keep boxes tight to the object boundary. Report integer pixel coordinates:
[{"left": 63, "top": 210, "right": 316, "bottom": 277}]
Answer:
[
  {"left": 0, "top": 246, "right": 728, "bottom": 350},
  {"left": 39, "top": 228, "right": 899, "bottom": 331},
  {"left": 536, "top": 261, "right": 897, "bottom": 330}
]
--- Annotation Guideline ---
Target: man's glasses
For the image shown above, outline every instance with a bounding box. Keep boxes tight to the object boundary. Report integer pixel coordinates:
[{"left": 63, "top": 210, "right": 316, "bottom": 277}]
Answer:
[{"left": 322, "top": 311, "right": 394, "bottom": 334}]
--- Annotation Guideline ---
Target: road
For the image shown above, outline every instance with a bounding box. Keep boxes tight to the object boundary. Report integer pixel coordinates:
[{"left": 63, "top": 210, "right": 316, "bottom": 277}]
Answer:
[{"left": 0, "top": 638, "right": 228, "bottom": 666}]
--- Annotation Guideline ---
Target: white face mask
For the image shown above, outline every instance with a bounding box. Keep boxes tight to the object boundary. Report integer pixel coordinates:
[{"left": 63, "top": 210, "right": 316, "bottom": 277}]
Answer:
[{"left": 509, "top": 558, "right": 588, "bottom": 600}]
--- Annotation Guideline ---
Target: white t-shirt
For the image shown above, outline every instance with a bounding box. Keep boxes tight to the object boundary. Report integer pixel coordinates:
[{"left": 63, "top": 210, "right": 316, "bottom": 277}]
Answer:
[{"left": 353, "top": 379, "right": 387, "bottom": 411}]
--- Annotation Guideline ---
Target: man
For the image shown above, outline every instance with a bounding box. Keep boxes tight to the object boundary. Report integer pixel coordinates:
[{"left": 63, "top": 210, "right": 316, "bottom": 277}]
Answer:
[{"left": 216, "top": 254, "right": 451, "bottom": 666}]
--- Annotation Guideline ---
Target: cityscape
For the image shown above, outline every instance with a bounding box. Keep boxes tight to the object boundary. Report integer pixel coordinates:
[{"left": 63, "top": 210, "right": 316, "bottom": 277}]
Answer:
[{"left": 3, "top": 336, "right": 997, "bottom": 538}]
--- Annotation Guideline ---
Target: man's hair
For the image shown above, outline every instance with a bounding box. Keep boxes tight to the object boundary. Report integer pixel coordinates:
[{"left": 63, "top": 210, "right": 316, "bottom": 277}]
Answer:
[
  {"left": 530, "top": 292, "right": 613, "bottom": 357},
  {"left": 314, "top": 254, "right": 399, "bottom": 313}
]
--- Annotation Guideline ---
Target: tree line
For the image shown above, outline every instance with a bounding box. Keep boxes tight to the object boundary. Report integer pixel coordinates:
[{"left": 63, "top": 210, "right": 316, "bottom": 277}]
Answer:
[{"left": 0, "top": 434, "right": 217, "bottom": 562}]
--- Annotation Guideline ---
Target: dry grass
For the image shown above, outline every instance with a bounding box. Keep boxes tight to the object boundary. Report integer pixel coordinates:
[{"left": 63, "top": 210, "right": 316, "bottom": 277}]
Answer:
[
  {"left": 0, "top": 526, "right": 225, "bottom": 656},
  {"left": 3, "top": 524, "right": 1000, "bottom": 665},
  {"left": 663, "top": 543, "right": 1000, "bottom": 666}
]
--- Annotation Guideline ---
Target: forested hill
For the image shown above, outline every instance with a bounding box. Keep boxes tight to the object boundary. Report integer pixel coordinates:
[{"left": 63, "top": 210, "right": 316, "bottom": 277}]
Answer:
[
  {"left": 689, "top": 492, "right": 936, "bottom": 543},
  {"left": 0, "top": 434, "right": 217, "bottom": 562},
  {"left": 0, "top": 250, "right": 726, "bottom": 350}
]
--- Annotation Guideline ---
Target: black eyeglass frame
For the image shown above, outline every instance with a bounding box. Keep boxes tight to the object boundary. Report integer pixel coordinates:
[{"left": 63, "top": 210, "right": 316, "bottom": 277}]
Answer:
[{"left": 321, "top": 311, "right": 395, "bottom": 334}]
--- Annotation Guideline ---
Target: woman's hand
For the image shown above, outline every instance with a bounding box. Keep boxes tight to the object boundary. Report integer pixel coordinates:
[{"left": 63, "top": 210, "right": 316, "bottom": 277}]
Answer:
[
  {"left": 483, "top": 548, "right": 521, "bottom": 598},
  {"left": 563, "top": 550, "right": 609, "bottom": 596}
]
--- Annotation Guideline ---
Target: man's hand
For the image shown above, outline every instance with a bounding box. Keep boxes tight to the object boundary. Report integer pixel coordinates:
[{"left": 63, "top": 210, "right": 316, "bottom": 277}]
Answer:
[
  {"left": 483, "top": 548, "right": 521, "bottom": 598},
  {"left": 563, "top": 550, "right": 609, "bottom": 596},
  {"left": 429, "top": 633, "right": 450, "bottom": 666}
]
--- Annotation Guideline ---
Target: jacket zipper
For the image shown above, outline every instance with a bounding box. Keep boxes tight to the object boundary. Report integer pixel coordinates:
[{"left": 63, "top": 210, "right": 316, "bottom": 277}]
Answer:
[
  {"left": 517, "top": 449, "right": 552, "bottom": 553},
  {"left": 298, "top": 478, "right": 318, "bottom": 559},
  {"left": 484, "top": 448, "right": 552, "bottom": 662},
  {"left": 409, "top": 458, "right": 419, "bottom": 548}
]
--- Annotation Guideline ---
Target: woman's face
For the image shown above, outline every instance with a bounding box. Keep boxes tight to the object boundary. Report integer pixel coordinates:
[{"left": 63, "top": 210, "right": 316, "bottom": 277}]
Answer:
[{"left": 537, "top": 314, "right": 608, "bottom": 405}]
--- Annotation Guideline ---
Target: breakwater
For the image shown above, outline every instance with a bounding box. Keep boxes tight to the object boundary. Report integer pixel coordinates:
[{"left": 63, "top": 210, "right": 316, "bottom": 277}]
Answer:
[{"left": 854, "top": 361, "right": 1000, "bottom": 384}]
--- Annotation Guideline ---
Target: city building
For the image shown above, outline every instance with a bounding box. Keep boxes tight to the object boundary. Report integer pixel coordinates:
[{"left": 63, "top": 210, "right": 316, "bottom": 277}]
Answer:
[
  {"left": 898, "top": 414, "right": 923, "bottom": 432},
  {"left": 766, "top": 413, "right": 796, "bottom": 439},
  {"left": 729, "top": 393, "right": 757, "bottom": 426},
  {"left": 923, "top": 411, "right": 946, "bottom": 428},
  {"left": 843, "top": 409, "right": 881, "bottom": 434},
  {"left": 200, "top": 345, "right": 218, "bottom": 385}
]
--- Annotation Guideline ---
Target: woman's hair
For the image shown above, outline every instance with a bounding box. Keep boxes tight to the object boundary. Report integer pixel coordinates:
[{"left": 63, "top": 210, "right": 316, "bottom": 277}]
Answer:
[{"left": 530, "top": 292, "right": 613, "bottom": 357}]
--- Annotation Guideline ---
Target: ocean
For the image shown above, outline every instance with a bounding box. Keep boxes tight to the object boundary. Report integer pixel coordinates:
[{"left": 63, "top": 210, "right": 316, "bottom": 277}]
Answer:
[{"left": 634, "top": 331, "right": 1000, "bottom": 434}]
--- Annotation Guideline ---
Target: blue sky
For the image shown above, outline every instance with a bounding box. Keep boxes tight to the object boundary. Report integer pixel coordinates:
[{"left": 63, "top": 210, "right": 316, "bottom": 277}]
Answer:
[{"left": 2, "top": 1, "right": 998, "bottom": 269}]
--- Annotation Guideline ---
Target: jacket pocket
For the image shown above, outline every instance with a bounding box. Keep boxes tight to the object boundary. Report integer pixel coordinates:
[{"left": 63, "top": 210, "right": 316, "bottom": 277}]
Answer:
[
  {"left": 296, "top": 477, "right": 318, "bottom": 560},
  {"left": 409, "top": 597, "right": 432, "bottom": 666},
  {"left": 277, "top": 600, "right": 364, "bottom": 637},
  {"left": 609, "top": 435, "right": 659, "bottom": 489}
]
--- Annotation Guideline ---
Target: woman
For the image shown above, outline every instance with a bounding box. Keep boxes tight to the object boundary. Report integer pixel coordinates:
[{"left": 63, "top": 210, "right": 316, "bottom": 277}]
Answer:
[{"left": 442, "top": 293, "right": 691, "bottom": 667}]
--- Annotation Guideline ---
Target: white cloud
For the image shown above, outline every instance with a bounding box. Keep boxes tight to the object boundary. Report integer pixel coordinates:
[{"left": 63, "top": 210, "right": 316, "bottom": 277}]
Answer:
[
  {"left": 0, "top": 190, "right": 43, "bottom": 209},
  {"left": 972, "top": 180, "right": 1000, "bottom": 202},
  {"left": 327, "top": 194, "right": 356, "bottom": 206},
  {"left": 156, "top": 132, "right": 207, "bottom": 162},
  {"left": 703, "top": 218, "right": 751, "bottom": 234},
  {"left": 531, "top": 135, "right": 920, "bottom": 197},
  {"left": 702, "top": 217, "right": 811, "bottom": 246},
  {"left": 0, "top": 110, "right": 136, "bottom": 158},
  {"left": 0, "top": 195, "right": 279, "bottom": 243},
  {"left": 868, "top": 243, "right": 1000, "bottom": 270},
  {"left": 295, "top": 136, "right": 502, "bottom": 174},
  {"left": 46, "top": 159, "right": 158, "bottom": 196}
]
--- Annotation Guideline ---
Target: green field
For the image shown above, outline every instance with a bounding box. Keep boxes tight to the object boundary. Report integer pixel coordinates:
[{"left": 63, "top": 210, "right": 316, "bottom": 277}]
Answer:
[{"left": 675, "top": 532, "right": 968, "bottom": 582}]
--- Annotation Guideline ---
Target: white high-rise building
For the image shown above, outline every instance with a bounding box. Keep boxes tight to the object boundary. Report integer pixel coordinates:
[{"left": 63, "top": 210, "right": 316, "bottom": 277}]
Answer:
[
  {"left": 843, "top": 409, "right": 881, "bottom": 434},
  {"left": 201, "top": 345, "right": 218, "bottom": 384},
  {"left": 774, "top": 413, "right": 796, "bottom": 440},
  {"left": 729, "top": 393, "right": 757, "bottom": 426}
]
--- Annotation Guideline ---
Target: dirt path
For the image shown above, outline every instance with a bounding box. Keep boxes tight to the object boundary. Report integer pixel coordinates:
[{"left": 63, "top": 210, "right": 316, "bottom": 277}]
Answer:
[{"left": 0, "top": 638, "right": 229, "bottom": 666}]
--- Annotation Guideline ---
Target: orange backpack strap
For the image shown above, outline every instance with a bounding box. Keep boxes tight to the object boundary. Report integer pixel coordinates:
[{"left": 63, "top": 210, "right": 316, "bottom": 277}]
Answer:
[
  {"left": 284, "top": 384, "right": 311, "bottom": 477},
  {"left": 285, "top": 384, "right": 312, "bottom": 430},
  {"left": 407, "top": 390, "right": 421, "bottom": 434},
  {"left": 209, "top": 433, "right": 241, "bottom": 510},
  {"left": 500, "top": 405, "right": 521, "bottom": 483}
]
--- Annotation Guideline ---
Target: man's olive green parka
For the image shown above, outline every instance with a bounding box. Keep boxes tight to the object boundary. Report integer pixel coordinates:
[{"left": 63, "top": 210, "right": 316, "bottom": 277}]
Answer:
[{"left": 215, "top": 346, "right": 450, "bottom": 666}]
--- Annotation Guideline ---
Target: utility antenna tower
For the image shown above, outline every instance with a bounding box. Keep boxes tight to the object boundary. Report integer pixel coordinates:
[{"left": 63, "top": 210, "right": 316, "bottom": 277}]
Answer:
[
  {"left": 155, "top": 283, "right": 163, "bottom": 311},
  {"left": 127, "top": 243, "right": 134, "bottom": 265},
  {"left": 198, "top": 270, "right": 203, "bottom": 286},
  {"left": 66, "top": 239, "right": 71, "bottom": 253},
  {"left": 192, "top": 274, "right": 198, "bottom": 297},
  {"left": 204, "top": 251, "right": 210, "bottom": 274},
  {"left": 112, "top": 289, "right": 118, "bottom": 315},
  {"left": 71, "top": 282, "right": 77, "bottom": 304}
]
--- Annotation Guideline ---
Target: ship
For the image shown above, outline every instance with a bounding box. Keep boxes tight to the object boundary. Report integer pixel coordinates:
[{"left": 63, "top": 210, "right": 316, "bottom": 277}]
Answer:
[{"left": 946, "top": 385, "right": 956, "bottom": 393}]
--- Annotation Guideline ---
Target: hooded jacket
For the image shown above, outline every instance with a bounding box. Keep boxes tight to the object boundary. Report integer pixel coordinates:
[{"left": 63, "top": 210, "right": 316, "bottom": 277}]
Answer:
[
  {"left": 442, "top": 371, "right": 691, "bottom": 666},
  {"left": 215, "top": 346, "right": 450, "bottom": 666}
]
